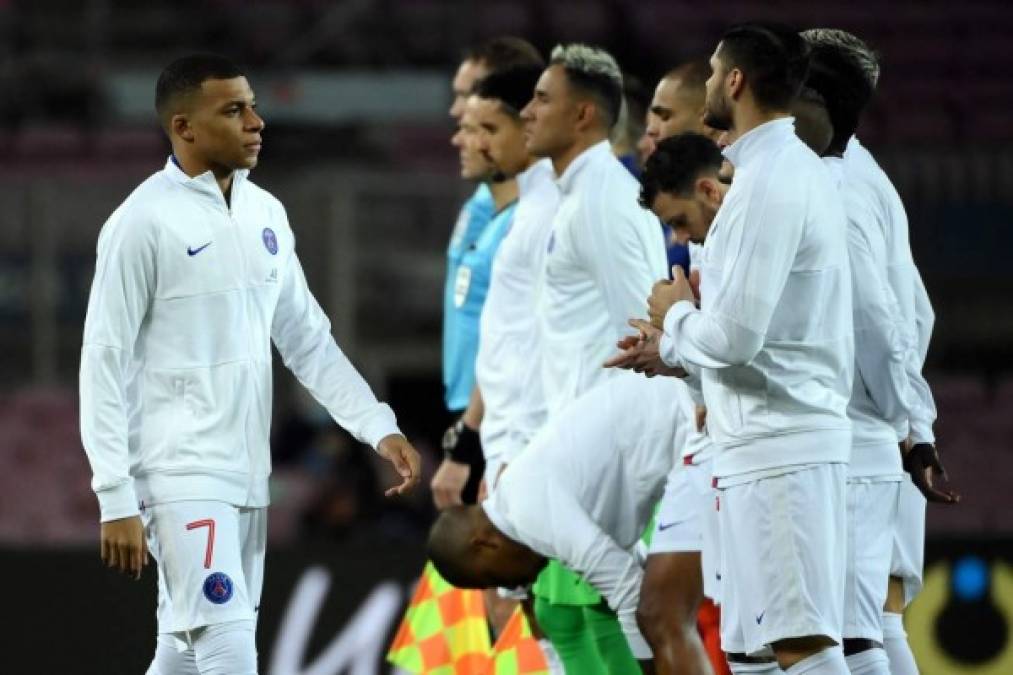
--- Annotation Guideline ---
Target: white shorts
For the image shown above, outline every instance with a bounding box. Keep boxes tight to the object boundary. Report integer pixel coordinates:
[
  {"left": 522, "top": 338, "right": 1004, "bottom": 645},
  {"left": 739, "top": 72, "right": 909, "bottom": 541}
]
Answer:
[
  {"left": 890, "top": 477, "right": 926, "bottom": 606},
  {"left": 648, "top": 456, "right": 720, "bottom": 602},
  {"left": 649, "top": 463, "right": 701, "bottom": 555},
  {"left": 141, "top": 500, "right": 266, "bottom": 639},
  {"left": 844, "top": 479, "right": 901, "bottom": 641},
  {"left": 718, "top": 464, "right": 846, "bottom": 655},
  {"left": 688, "top": 456, "right": 720, "bottom": 603}
]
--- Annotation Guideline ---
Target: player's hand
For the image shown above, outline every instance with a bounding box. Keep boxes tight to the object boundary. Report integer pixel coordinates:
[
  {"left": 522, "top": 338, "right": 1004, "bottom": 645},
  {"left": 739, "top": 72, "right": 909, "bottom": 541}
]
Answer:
[
  {"left": 101, "top": 516, "right": 148, "bottom": 580},
  {"left": 647, "top": 267, "right": 696, "bottom": 329},
  {"left": 377, "top": 434, "right": 422, "bottom": 497},
  {"left": 902, "top": 442, "right": 960, "bottom": 504},
  {"left": 431, "top": 457, "right": 470, "bottom": 509},
  {"left": 604, "top": 319, "right": 686, "bottom": 378}
]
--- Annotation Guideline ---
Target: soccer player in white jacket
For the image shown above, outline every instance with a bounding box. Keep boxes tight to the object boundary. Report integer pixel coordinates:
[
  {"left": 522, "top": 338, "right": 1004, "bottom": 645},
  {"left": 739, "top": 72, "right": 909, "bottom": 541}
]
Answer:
[
  {"left": 628, "top": 132, "right": 728, "bottom": 675},
  {"left": 518, "top": 43, "right": 669, "bottom": 673},
  {"left": 79, "top": 55, "right": 420, "bottom": 675},
  {"left": 427, "top": 371, "right": 691, "bottom": 672},
  {"left": 648, "top": 24, "right": 855, "bottom": 674},
  {"left": 634, "top": 65, "right": 726, "bottom": 675},
  {"left": 471, "top": 65, "right": 559, "bottom": 488},
  {"left": 802, "top": 42, "right": 922, "bottom": 675},
  {"left": 803, "top": 30, "right": 960, "bottom": 675}
]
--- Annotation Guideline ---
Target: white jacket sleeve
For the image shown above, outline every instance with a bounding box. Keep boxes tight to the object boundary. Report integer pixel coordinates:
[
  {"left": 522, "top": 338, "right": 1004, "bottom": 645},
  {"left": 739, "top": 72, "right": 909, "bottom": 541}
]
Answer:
[
  {"left": 271, "top": 251, "right": 401, "bottom": 450},
  {"left": 907, "top": 268, "right": 937, "bottom": 443},
  {"left": 847, "top": 220, "right": 916, "bottom": 440},
  {"left": 556, "top": 500, "right": 651, "bottom": 659},
  {"left": 577, "top": 196, "right": 665, "bottom": 340},
  {"left": 79, "top": 205, "right": 157, "bottom": 522},
  {"left": 662, "top": 183, "right": 806, "bottom": 370}
]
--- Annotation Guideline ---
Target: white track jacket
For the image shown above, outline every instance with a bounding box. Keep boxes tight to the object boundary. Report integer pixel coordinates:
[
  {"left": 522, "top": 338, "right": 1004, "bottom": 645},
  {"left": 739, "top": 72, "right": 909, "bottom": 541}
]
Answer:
[
  {"left": 538, "top": 140, "right": 668, "bottom": 418},
  {"left": 80, "top": 159, "right": 400, "bottom": 522},
  {"left": 660, "top": 119, "right": 854, "bottom": 478},
  {"left": 845, "top": 137, "right": 937, "bottom": 445}
]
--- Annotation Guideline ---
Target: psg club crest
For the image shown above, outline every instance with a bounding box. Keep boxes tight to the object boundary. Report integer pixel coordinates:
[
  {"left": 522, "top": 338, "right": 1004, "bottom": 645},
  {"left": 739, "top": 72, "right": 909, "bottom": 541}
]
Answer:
[
  {"left": 262, "top": 227, "right": 279, "bottom": 255},
  {"left": 203, "top": 572, "right": 234, "bottom": 604}
]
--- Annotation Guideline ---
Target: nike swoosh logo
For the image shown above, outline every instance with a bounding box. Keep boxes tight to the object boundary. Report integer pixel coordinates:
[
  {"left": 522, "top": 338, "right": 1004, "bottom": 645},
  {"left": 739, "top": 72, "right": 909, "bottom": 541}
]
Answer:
[
  {"left": 657, "top": 520, "right": 684, "bottom": 531},
  {"left": 756, "top": 611, "right": 765, "bottom": 624},
  {"left": 187, "top": 242, "right": 212, "bottom": 256}
]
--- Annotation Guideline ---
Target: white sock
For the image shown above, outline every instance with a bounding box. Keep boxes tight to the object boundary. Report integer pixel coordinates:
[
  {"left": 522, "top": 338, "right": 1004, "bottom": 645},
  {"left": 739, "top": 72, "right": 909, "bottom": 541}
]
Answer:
[
  {"left": 192, "top": 620, "right": 258, "bottom": 675},
  {"left": 882, "top": 612, "right": 919, "bottom": 675},
  {"left": 146, "top": 634, "right": 198, "bottom": 675},
  {"left": 729, "top": 661, "right": 784, "bottom": 674},
  {"left": 845, "top": 647, "right": 891, "bottom": 675},
  {"left": 785, "top": 646, "right": 850, "bottom": 675}
]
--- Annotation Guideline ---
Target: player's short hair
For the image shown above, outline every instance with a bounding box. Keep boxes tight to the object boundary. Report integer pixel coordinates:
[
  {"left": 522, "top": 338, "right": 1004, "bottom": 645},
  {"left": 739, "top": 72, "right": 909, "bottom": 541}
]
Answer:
[
  {"left": 155, "top": 54, "right": 244, "bottom": 131},
  {"left": 802, "top": 28, "right": 880, "bottom": 90},
  {"left": 664, "top": 59, "right": 711, "bottom": 98},
  {"left": 639, "top": 132, "right": 723, "bottom": 207},
  {"left": 463, "top": 37, "right": 544, "bottom": 73},
  {"left": 717, "top": 22, "right": 811, "bottom": 111},
  {"left": 473, "top": 65, "right": 543, "bottom": 118},
  {"left": 802, "top": 38, "right": 875, "bottom": 154},
  {"left": 427, "top": 508, "right": 486, "bottom": 589},
  {"left": 550, "top": 43, "right": 624, "bottom": 129}
]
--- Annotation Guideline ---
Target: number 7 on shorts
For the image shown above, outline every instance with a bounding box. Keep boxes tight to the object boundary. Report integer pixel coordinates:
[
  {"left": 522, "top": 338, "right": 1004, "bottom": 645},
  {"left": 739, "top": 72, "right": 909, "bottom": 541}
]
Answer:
[{"left": 186, "top": 519, "right": 216, "bottom": 569}]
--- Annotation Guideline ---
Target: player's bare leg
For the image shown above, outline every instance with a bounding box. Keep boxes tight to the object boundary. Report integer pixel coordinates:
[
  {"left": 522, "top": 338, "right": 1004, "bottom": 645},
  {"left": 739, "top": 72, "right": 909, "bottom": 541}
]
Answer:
[{"left": 637, "top": 551, "right": 712, "bottom": 675}]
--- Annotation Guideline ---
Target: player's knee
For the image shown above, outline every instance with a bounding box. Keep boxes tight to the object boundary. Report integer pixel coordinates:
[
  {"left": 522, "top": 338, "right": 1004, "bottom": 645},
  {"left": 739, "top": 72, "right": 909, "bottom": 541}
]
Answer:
[
  {"left": 193, "top": 620, "right": 257, "bottom": 675},
  {"left": 636, "top": 589, "right": 696, "bottom": 645}
]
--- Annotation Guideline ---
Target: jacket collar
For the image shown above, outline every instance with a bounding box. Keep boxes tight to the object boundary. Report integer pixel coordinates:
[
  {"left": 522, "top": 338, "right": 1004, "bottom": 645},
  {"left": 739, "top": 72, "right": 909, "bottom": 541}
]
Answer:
[
  {"left": 556, "top": 140, "right": 612, "bottom": 195},
  {"left": 517, "top": 158, "right": 555, "bottom": 197},
  {"left": 723, "top": 117, "right": 796, "bottom": 170},
  {"left": 163, "top": 156, "right": 249, "bottom": 204}
]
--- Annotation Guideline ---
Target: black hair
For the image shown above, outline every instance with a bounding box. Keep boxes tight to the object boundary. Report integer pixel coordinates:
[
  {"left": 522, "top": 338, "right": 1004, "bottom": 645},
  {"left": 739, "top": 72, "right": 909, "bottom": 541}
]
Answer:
[
  {"left": 665, "top": 59, "right": 712, "bottom": 98},
  {"left": 718, "top": 22, "right": 811, "bottom": 110},
  {"left": 155, "top": 54, "right": 244, "bottom": 128},
  {"left": 803, "top": 42, "right": 875, "bottom": 155},
  {"left": 639, "top": 132, "right": 724, "bottom": 208},
  {"left": 463, "top": 37, "right": 544, "bottom": 73},
  {"left": 473, "top": 65, "right": 544, "bottom": 117}
]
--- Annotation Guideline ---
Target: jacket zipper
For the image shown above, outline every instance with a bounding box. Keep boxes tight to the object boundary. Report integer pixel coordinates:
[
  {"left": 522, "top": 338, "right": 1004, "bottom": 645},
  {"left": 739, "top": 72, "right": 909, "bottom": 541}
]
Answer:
[{"left": 219, "top": 190, "right": 260, "bottom": 504}]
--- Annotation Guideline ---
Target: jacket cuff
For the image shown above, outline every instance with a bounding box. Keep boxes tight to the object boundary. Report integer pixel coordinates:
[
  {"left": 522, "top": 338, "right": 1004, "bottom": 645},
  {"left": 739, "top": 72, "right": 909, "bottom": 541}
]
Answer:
[
  {"left": 909, "top": 417, "right": 935, "bottom": 445},
  {"left": 660, "top": 300, "right": 696, "bottom": 367},
  {"left": 361, "top": 403, "right": 403, "bottom": 451},
  {"left": 96, "top": 481, "right": 140, "bottom": 522}
]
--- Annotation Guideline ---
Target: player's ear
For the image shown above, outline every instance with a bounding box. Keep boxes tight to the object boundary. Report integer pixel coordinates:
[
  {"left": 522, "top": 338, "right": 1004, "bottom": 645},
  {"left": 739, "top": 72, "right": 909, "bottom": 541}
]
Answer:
[
  {"left": 172, "top": 114, "right": 195, "bottom": 143},
  {"left": 727, "top": 68, "right": 745, "bottom": 100},
  {"left": 575, "top": 99, "right": 595, "bottom": 131},
  {"left": 698, "top": 177, "right": 721, "bottom": 205}
]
